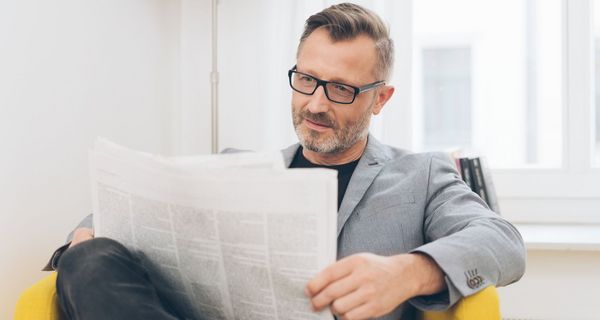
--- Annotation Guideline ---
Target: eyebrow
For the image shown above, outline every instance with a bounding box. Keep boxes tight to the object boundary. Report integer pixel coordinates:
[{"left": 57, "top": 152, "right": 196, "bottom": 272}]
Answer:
[{"left": 296, "top": 67, "right": 363, "bottom": 87}]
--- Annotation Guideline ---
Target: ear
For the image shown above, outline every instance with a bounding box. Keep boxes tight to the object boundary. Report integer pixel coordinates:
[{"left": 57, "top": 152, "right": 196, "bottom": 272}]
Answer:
[{"left": 372, "top": 85, "right": 395, "bottom": 115}]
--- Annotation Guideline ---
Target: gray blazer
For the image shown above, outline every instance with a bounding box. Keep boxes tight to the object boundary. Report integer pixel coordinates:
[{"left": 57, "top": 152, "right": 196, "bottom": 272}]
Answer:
[
  {"left": 282, "top": 135, "right": 525, "bottom": 319},
  {"left": 53, "top": 134, "right": 526, "bottom": 319}
]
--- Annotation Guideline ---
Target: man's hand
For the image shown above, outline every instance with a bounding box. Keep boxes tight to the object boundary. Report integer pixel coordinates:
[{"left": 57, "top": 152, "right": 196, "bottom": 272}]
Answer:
[
  {"left": 305, "top": 253, "right": 446, "bottom": 320},
  {"left": 68, "top": 227, "right": 94, "bottom": 248}
]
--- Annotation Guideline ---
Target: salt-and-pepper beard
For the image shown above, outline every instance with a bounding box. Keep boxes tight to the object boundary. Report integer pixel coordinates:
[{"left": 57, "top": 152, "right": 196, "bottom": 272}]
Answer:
[{"left": 292, "top": 101, "right": 374, "bottom": 154}]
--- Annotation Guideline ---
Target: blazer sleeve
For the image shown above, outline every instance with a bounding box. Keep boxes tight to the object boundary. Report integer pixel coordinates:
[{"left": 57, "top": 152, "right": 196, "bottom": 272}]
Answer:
[
  {"left": 42, "top": 214, "right": 94, "bottom": 271},
  {"left": 408, "top": 153, "right": 526, "bottom": 311}
]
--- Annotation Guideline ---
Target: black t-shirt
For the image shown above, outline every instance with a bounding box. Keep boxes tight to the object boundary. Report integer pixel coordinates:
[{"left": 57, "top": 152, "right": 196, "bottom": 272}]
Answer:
[{"left": 289, "top": 146, "right": 360, "bottom": 209}]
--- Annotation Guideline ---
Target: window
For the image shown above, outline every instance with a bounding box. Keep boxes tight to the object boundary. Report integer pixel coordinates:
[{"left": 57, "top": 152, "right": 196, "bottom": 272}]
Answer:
[
  {"left": 412, "top": 0, "right": 563, "bottom": 168},
  {"left": 422, "top": 47, "right": 472, "bottom": 150},
  {"left": 596, "top": 38, "right": 600, "bottom": 165},
  {"left": 595, "top": 4, "right": 600, "bottom": 165}
]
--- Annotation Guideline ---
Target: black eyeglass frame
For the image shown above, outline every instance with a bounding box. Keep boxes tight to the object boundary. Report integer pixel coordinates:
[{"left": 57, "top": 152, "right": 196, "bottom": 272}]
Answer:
[{"left": 288, "top": 66, "right": 385, "bottom": 105}]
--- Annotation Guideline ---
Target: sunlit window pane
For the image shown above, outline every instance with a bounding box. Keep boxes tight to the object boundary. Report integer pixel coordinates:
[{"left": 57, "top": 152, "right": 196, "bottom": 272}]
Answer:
[
  {"left": 422, "top": 47, "right": 472, "bottom": 149},
  {"left": 595, "top": 2, "right": 600, "bottom": 166},
  {"left": 413, "top": 0, "right": 562, "bottom": 168}
]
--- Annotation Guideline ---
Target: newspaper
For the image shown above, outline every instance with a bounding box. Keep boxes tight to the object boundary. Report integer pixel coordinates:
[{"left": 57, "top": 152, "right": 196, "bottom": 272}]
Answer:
[{"left": 90, "top": 139, "right": 337, "bottom": 320}]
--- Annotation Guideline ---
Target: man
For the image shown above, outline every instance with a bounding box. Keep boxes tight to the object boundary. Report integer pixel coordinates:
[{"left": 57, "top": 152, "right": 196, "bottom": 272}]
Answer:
[{"left": 49, "top": 3, "right": 525, "bottom": 320}]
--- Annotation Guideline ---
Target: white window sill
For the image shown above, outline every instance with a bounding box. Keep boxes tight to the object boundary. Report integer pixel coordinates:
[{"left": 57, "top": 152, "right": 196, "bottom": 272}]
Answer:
[{"left": 515, "top": 223, "right": 600, "bottom": 251}]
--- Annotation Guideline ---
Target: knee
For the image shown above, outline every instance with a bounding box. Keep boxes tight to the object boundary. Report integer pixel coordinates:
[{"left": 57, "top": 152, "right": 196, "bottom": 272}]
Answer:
[
  {"left": 57, "top": 237, "right": 133, "bottom": 281},
  {"left": 55, "top": 238, "right": 143, "bottom": 315}
]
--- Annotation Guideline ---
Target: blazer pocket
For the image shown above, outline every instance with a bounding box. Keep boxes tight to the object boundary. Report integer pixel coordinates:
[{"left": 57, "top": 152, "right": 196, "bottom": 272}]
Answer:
[{"left": 359, "top": 193, "right": 416, "bottom": 219}]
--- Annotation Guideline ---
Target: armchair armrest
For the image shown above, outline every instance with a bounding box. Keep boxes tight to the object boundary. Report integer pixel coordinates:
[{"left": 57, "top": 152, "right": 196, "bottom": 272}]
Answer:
[{"left": 15, "top": 273, "right": 500, "bottom": 320}]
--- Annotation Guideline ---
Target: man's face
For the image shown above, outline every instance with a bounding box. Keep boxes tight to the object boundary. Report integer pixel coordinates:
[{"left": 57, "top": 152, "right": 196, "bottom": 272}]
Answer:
[{"left": 292, "top": 28, "right": 384, "bottom": 154}]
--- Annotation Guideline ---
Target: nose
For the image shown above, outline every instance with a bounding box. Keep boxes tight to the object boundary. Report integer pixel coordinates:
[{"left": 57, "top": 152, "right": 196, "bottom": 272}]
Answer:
[{"left": 306, "top": 85, "right": 330, "bottom": 114}]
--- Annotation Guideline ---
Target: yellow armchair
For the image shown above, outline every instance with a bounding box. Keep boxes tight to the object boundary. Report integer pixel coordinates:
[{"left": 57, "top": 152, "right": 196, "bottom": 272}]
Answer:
[
  {"left": 419, "top": 285, "right": 501, "bottom": 320},
  {"left": 15, "top": 273, "right": 500, "bottom": 320},
  {"left": 14, "top": 273, "right": 64, "bottom": 320}
]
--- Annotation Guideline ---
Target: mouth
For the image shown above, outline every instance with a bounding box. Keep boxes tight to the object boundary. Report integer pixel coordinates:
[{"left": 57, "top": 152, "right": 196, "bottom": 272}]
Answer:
[{"left": 303, "top": 118, "right": 332, "bottom": 132}]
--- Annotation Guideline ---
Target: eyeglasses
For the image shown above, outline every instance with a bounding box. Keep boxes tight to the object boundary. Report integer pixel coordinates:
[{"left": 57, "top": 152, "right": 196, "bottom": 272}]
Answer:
[{"left": 288, "top": 66, "right": 385, "bottom": 104}]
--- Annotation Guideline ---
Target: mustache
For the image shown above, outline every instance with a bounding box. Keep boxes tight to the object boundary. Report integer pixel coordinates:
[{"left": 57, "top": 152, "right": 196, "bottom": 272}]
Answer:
[{"left": 301, "top": 110, "right": 336, "bottom": 128}]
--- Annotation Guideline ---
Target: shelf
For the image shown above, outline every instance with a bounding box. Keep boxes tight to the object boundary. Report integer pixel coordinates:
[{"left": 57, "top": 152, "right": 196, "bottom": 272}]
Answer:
[{"left": 515, "top": 223, "right": 600, "bottom": 251}]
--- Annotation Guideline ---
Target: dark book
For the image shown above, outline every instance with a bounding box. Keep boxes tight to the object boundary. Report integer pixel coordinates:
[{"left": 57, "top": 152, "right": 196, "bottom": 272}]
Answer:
[
  {"left": 459, "top": 158, "right": 474, "bottom": 191},
  {"left": 469, "top": 157, "right": 489, "bottom": 206},
  {"left": 480, "top": 157, "right": 501, "bottom": 214}
]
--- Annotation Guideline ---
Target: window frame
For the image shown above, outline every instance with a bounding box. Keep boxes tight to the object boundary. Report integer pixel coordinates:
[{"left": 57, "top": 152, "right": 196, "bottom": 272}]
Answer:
[{"left": 490, "top": 0, "right": 599, "bottom": 224}]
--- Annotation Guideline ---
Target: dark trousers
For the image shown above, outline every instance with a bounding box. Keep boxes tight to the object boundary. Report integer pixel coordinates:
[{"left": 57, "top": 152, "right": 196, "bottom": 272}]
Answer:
[{"left": 56, "top": 238, "right": 182, "bottom": 320}]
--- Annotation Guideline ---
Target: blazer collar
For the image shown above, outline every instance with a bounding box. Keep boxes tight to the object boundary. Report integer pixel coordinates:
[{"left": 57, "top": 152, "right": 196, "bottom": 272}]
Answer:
[
  {"left": 281, "top": 134, "right": 391, "bottom": 237},
  {"left": 281, "top": 143, "right": 299, "bottom": 168}
]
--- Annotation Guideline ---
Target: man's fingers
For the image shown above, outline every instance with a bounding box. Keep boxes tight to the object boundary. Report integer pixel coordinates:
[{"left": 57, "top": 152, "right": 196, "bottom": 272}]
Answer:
[
  {"left": 339, "top": 301, "right": 374, "bottom": 320},
  {"left": 310, "top": 273, "right": 360, "bottom": 311},
  {"left": 329, "top": 285, "right": 369, "bottom": 316},
  {"left": 306, "top": 257, "right": 355, "bottom": 297}
]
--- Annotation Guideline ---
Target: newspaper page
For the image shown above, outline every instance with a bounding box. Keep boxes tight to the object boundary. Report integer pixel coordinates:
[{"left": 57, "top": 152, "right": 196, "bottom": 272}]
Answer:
[{"left": 90, "top": 139, "right": 337, "bottom": 320}]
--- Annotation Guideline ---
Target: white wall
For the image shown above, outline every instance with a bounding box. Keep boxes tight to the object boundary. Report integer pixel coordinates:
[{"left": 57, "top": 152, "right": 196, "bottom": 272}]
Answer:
[
  {"left": 178, "top": 0, "right": 213, "bottom": 155},
  {"left": 499, "top": 250, "right": 600, "bottom": 319},
  {"left": 0, "top": 1, "right": 211, "bottom": 318}
]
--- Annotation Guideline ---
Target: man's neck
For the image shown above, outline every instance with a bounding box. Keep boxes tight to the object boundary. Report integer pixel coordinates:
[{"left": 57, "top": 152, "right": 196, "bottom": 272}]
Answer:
[{"left": 302, "top": 138, "right": 367, "bottom": 165}]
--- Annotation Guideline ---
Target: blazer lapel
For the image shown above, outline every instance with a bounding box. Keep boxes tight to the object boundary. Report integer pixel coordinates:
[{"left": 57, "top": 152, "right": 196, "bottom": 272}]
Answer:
[{"left": 337, "top": 135, "right": 389, "bottom": 237}]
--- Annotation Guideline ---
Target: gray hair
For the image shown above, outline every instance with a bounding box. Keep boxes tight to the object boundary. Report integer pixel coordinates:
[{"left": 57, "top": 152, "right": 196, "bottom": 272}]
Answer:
[{"left": 298, "top": 3, "right": 394, "bottom": 81}]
